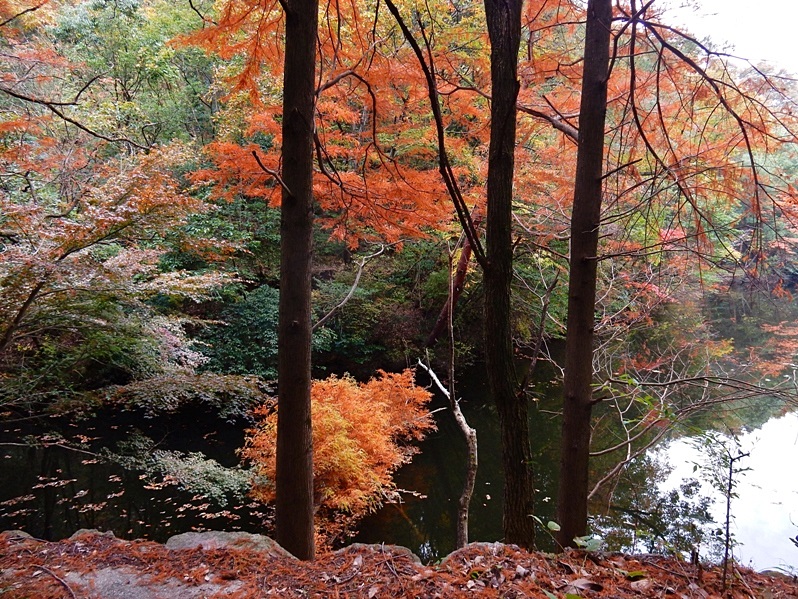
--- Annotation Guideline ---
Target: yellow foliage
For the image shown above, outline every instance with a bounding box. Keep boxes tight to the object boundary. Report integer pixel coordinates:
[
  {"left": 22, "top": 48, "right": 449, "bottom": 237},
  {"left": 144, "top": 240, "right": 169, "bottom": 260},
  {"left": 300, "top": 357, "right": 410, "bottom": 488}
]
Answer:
[{"left": 242, "top": 369, "right": 434, "bottom": 519}]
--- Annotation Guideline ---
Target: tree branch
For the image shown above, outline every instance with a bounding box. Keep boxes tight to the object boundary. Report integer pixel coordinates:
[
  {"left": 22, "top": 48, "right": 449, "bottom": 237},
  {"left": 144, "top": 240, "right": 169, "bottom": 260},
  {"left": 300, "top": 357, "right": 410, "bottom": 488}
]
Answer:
[
  {"left": 252, "top": 150, "right": 293, "bottom": 196},
  {"left": 0, "top": 2, "right": 47, "bottom": 28},
  {"left": 312, "top": 244, "right": 389, "bottom": 330},
  {"left": 383, "top": 0, "right": 486, "bottom": 268},
  {"left": 0, "top": 86, "right": 148, "bottom": 150}
]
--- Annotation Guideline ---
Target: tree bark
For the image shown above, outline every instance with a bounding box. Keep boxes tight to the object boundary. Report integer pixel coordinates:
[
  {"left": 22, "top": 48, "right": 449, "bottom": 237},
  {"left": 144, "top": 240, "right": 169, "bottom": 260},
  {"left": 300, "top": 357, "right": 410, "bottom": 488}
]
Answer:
[
  {"left": 483, "top": 0, "right": 535, "bottom": 548},
  {"left": 418, "top": 360, "right": 477, "bottom": 548},
  {"left": 426, "top": 211, "right": 483, "bottom": 348},
  {"left": 275, "top": 0, "right": 318, "bottom": 561},
  {"left": 556, "top": 0, "right": 612, "bottom": 549}
]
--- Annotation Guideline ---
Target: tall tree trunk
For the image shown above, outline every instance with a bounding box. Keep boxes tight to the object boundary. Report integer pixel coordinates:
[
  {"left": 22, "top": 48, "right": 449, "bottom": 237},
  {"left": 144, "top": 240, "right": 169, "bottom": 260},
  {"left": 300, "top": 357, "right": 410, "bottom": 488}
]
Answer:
[
  {"left": 483, "top": 0, "right": 535, "bottom": 548},
  {"left": 275, "top": 0, "right": 318, "bottom": 561},
  {"left": 556, "top": 0, "right": 612, "bottom": 549}
]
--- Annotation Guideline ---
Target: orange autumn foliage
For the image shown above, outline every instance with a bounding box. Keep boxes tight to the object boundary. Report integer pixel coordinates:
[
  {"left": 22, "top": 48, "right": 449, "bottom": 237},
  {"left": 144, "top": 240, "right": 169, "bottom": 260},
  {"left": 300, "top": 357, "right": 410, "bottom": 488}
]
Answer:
[{"left": 242, "top": 369, "right": 435, "bottom": 518}]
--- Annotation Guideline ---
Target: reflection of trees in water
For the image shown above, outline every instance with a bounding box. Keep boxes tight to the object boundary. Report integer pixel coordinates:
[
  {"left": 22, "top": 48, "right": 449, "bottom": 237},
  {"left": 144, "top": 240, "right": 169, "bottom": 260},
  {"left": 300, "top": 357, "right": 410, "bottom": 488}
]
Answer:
[
  {"left": 0, "top": 414, "right": 266, "bottom": 543},
  {"left": 590, "top": 454, "right": 720, "bottom": 560},
  {"left": 3, "top": 292, "right": 796, "bottom": 560},
  {"left": 586, "top": 290, "right": 798, "bottom": 513}
]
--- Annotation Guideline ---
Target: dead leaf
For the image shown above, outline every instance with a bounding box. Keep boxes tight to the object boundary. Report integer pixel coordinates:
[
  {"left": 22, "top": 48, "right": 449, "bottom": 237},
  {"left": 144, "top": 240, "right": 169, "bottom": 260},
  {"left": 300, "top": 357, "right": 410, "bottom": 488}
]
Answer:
[
  {"left": 562, "top": 577, "right": 604, "bottom": 593},
  {"left": 630, "top": 578, "right": 652, "bottom": 592}
]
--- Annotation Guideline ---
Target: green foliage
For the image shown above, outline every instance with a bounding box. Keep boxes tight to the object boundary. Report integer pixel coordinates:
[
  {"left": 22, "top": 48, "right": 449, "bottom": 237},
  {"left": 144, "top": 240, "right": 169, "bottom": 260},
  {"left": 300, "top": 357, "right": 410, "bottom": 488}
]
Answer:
[
  {"left": 146, "top": 450, "right": 253, "bottom": 505},
  {"left": 99, "top": 372, "right": 269, "bottom": 420},
  {"left": 512, "top": 250, "right": 568, "bottom": 341},
  {"left": 573, "top": 535, "right": 604, "bottom": 552},
  {"left": 201, "top": 285, "right": 335, "bottom": 379},
  {"left": 161, "top": 200, "right": 282, "bottom": 280},
  {"left": 51, "top": 0, "right": 217, "bottom": 145},
  {"left": 201, "top": 286, "right": 280, "bottom": 378},
  {"left": 0, "top": 304, "right": 208, "bottom": 415}
]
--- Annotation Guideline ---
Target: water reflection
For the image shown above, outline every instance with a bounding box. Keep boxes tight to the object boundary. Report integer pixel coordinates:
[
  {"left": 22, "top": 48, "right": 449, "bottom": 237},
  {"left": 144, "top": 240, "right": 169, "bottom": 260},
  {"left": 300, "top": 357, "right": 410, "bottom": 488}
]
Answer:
[
  {"left": 1, "top": 372, "right": 796, "bottom": 571},
  {"left": 660, "top": 411, "right": 798, "bottom": 571},
  {"left": 0, "top": 414, "right": 268, "bottom": 542},
  {"left": 355, "top": 370, "right": 798, "bottom": 571},
  {"left": 354, "top": 372, "right": 564, "bottom": 560}
]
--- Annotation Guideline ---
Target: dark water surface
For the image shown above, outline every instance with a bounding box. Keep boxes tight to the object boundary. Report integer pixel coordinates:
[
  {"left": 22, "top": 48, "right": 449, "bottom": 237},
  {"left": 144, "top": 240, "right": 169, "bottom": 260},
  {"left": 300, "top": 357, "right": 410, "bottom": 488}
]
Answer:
[
  {"left": 353, "top": 369, "right": 564, "bottom": 562},
  {"left": 0, "top": 411, "right": 266, "bottom": 542},
  {"left": 2, "top": 345, "right": 797, "bottom": 570}
]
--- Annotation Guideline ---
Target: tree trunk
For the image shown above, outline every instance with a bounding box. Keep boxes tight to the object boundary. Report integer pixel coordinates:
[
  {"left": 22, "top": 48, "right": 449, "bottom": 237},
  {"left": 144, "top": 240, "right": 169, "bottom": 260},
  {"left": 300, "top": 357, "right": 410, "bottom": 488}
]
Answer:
[
  {"left": 275, "top": 0, "right": 318, "bottom": 561},
  {"left": 556, "top": 0, "right": 612, "bottom": 549},
  {"left": 418, "top": 360, "right": 477, "bottom": 548},
  {"left": 483, "top": 0, "right": 535, "bottom": 548},
  {"left": 426, "top": 210, "right": 482, "bottom": 348}
]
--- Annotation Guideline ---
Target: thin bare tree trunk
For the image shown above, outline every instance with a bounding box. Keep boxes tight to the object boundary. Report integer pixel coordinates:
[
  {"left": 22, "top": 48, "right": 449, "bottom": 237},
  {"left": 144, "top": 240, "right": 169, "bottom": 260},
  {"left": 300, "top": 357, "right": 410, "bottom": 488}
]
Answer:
[{"left": 418, "top": 359, "right": 477, "bottom": 548}]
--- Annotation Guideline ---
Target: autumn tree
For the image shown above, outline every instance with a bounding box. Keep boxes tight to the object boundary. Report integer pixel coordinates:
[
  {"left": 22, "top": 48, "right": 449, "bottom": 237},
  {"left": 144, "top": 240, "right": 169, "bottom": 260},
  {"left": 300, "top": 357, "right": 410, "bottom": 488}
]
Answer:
[
  {"left": 243, "top": 369, "right": 434, "bottom": 546},
  {"left": 553, "top": 0, "right": 798, "bottom": 546},
  {"left": 556, "top": 0, "right": 612, "bottom": 548},
  {"left": 0, "top": 0, "right": 273, "bottom": 422}
]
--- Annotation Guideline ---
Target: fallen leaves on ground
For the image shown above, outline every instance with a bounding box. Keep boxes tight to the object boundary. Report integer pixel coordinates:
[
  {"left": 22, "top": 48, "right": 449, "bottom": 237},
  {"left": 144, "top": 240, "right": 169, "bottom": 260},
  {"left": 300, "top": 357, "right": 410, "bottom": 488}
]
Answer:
[{"left": 0, "top": 530, "right": 796, "bottom": 598}]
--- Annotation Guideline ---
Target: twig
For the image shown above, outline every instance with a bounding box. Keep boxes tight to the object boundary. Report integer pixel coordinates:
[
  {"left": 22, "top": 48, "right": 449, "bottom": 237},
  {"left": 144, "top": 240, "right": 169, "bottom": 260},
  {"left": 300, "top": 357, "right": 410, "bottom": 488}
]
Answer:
[
  {"left": 733, "top": 565, "right": 757, "bottom": 599},
  {"left": 252, "top": 150, "right": 293, "bottom": 197},
  {"left": 640, "top": 557, "right": 693, "bottom": 581},
  {"left": 0, "top": 87, "right": 147, "bottom": 149},
  {"left": 0, "top": 441, "right": 102, "bottom": 458},
  {"left": 188, "top": 0, "right": 215, "bottom": 25},
  {"left": 312, "top": 244, "right": 390, "bottom": 331},
  {"left": 34, "top": 565, "right": 77, "bottom": 599},
  {"left": 0, "top": 2, "right": 46, "bottom": 28}
]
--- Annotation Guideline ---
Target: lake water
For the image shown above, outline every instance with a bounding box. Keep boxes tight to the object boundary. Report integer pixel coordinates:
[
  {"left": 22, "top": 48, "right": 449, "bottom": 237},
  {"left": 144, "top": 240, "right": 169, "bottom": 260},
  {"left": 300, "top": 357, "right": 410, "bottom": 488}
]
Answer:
[
  {"left": 353, "top": 381, "right": 798, "bottom": 571},
  {"left": 659, "top": 411, "right": 798, "bottom": 572},
  {"left": 1, "top": 370, "right": 796, "bottom": 571}
]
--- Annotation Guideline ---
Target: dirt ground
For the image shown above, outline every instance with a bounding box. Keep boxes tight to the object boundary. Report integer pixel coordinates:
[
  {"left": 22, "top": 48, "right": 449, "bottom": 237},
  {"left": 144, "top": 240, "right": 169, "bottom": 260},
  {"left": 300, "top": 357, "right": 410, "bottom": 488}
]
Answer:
[{"left": 1, "top": 529, "right": 796, "bottom": 598}]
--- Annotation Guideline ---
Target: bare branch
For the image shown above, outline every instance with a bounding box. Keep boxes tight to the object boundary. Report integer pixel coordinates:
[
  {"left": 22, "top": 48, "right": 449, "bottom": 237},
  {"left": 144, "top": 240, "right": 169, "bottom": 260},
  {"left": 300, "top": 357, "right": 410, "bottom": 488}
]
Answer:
[
  {"left": 252, "top": 150, "right": 293, "bottom": 196},
  {"left": 0, "top": 86, "right": 148, "bottom": 150},
  {"left": 383, "top": 0, "right": 486, "bottom": 268},
  {"left": 312, "top": 244, "right": 389, "bottom": 330},
  {"left": 34, "top": 566, "right": 77, "bottom": 599},
  {"left": 0, "top": 1, "right": 47, "bottom": 28},
  {"left": 188, "top": 0, "right": 216, "bottom": 26}
]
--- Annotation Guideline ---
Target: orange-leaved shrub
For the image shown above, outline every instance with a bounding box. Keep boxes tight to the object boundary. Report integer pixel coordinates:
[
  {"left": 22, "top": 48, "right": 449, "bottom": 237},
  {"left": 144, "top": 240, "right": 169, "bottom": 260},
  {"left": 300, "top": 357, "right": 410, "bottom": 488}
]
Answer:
[{"left": 242, "top": 369, "right": 435, "bottom": 521}]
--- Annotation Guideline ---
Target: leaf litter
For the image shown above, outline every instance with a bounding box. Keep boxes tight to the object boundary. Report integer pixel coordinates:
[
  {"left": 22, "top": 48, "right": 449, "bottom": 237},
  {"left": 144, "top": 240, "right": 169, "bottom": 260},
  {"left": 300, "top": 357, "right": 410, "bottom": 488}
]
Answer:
[{"left": 0, "top": 530, "right": 796, "bottom": 598}]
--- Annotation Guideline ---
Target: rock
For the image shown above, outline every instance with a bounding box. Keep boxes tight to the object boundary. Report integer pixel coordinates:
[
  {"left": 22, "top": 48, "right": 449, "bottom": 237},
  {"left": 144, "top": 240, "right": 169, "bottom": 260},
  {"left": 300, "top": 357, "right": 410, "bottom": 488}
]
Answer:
[
  {"left": 0, "top": 530, "right": 34, "bottom": 542},
  {"left": 69, "top": 528, "right": 117, "bottom": 540},
  {"left": 61, "top": 567, "right": 245, "bottom": 599},
  {"left": 165, "top": 530, "right": 296, "bottom": 559}
]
